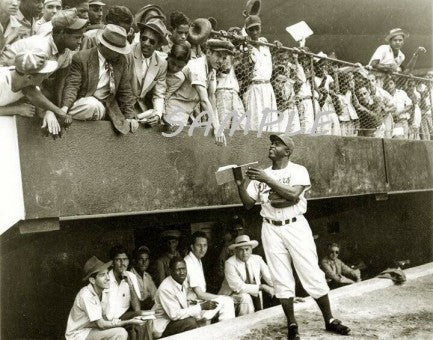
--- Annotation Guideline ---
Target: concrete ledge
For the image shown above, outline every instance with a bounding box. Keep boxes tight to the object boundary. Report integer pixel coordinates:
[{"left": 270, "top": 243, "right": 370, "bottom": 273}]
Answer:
[{"left": 163, "top": 262, "right": 433, "bottom": 340}]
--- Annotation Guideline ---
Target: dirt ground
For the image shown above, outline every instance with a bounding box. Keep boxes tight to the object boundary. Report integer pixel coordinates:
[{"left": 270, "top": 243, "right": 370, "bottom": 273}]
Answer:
[{"left": 240, "top": 274, "right": 433, "bottom": 339}]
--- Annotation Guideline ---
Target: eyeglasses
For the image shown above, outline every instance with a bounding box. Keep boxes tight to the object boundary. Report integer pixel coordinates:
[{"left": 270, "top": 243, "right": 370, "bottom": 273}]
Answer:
[{"left": 141, "top": 36, "right": 157, "bottom": 46}]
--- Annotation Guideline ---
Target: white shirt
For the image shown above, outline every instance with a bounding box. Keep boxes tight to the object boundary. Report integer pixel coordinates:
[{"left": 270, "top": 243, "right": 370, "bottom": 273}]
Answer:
[
  {"left": 65, "top": 283, "right": 109, "bottom": 340},
  {"left": 249, "top": 37, "right": 272, "bottom": 81},
  {"left": 137, "top": 55, "right": 151, "bottom": 87},
  {"left": 184, "top": 251, "right": 207, "bottom": 293},
  {"left": 390, "top": 89, "right": 412, "bottom": 119},
  {"left": 369, "top": 44, "right": 405, "bottom": 69},
  {"left": 337, "top": 91, "right": 359, "bottom": 121},
  {"left": 104, "top": 270, "right": 142, "bottom": 320},
  {"left": 93, "top": 51, "right": 111, "bottom": 101},
  {"left": 0, "top": 67, "right": 24, "bottom": 106},
  {"left": 246, "top": 161, "right": 311, "bottom": 220},
  {"left": 153, "top": 276, "right": 202, "bottom": 337}
]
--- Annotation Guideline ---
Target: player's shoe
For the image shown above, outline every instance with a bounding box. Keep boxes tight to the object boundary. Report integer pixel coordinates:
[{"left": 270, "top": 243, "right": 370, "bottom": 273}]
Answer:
[
  {"left": 288, "top": 323, "right": 300, "bottom": 340},
  {"left": 325, "top": 319, "right": 351, "bottom": 335}
]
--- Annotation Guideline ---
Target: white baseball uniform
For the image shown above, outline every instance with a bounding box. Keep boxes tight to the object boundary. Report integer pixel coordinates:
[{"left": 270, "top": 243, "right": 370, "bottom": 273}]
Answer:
[{"left": 246, "top": 161, "right": 329, "bottom": 299}]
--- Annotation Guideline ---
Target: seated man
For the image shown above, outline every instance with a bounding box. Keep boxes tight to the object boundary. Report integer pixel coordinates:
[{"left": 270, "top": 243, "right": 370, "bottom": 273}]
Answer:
[
  {"left": 218, "top": 235, "right": 274, "bottom": 316},
  {"left": 184, "top": 231, "right": 235, "bottom": 322},
  {"left": 61, "top": 24, "right": 139, "bottom": 134},
  {"left": 105, "top": 245, "right": 153, "bottom": 340},
  {"left": 131, "top": 246, "right": 157, "bottom": 310},
  {"left": 153, "top": 256, "right": 217, "bottom": 338},
  {"left": 65, "top": 256, "right": 145, "bottom": 340},
  {"left": 0, "top": 50, "right": 57, "bottom": 118},
  {"left": 321, "top": 243, "right": 361, "bottom": 289}
]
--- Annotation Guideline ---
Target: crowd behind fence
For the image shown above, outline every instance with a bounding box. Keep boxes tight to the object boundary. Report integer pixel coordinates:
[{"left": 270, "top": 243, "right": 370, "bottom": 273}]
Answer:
[{"left": 208, "top": 30, "right": 433, "bottom": 140}]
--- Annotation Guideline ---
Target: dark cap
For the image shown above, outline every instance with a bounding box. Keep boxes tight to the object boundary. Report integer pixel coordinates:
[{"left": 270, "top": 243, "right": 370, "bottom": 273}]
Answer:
[
  {"left": 245, "top": 15, "right": 261, "bottom": 30},
  {"left": 270, "top": 134, "right": 295, "bottom": 153},
  {"left": 82, "top": 256, "right": 112, "bottom": 281}
]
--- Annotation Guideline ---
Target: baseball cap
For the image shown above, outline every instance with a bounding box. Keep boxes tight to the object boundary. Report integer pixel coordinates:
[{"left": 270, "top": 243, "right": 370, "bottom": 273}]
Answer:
[
  {"left": 245, "top": 15, "right": 261, "bottom": 30},
  {"left": 206, "top": 39, "right": 235, "bottom": 55},
  {"left": 15, "top": 50, "right": 58, "bottom": 74},
  {"left": 44, "top": 0, "right": 62, "bottom": 5},
  {"left": 51, "top": 9, "right": 88, "bottom": 30},
  {"left": 89, "top": 0, "right": 106, "bottom": 6},
  {"left": 270, "top": 134, "right": 295, "bottom": 152}
]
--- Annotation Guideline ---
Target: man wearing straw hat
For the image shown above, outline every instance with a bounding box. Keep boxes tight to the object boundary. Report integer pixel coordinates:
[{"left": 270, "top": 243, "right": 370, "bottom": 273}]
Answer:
[
  {"left": 65, "top": 256, "right": 146, "bottom": 340},
  {"left": 62, "top": 24, "right": 138, "bottom": 134},
  {"left": 236, "top": 134, "right": 350, "bottom": 339},
  {"left": 218, "top": 234, "right": 274, "bottom": 316}
]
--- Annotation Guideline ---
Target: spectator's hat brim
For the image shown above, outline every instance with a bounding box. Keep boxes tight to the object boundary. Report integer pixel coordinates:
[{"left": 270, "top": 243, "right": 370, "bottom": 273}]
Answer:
[
  {"left": 97, "top": 28, "right": 131, "bottom": 54},
  {"left": 137, "top": 21, "right": 168, "bottom": 45},
  {"left": 82, "top": 257, "right": 112, "bottom": 281},
  {"left": 228, "top": 235, "right": 259, "bottom": 251},
  {"left": 385, "top": 28, "right": 409, "bottom": 42},
  {"left": 206, "top": 39, "right": 235, "bottom": 55},
  {"left": 135, "top": 4, "right": 164, "bottom": 24},
  {"left": 68, "top": 17, "right": 88, "bottom": 30},
  {"left": 36, "top": 60, "right": 58, "bottom": 73},
  {"left": 89, "top": 0, "right": 106, "bottom": 5},
  {"left": 160, "top": 229, "right": 182, "bottom": 239}
]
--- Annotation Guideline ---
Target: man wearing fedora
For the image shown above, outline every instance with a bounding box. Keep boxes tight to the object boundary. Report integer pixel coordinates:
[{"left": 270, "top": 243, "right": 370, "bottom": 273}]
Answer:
[
  {"left": 218, "top": 234, "right": 274, "bottom": 316},
  {"left": 65, "top": 256, "right": 146, "bottom": 340},
  {"left": 61, "top": 24, "right": 139, "bottom": 134},
  {"left": 235, "top": 134, "right": 350, "bottom": 339},
  {"left": 129, "top": 17, "right": 168, "bottom": 127}
]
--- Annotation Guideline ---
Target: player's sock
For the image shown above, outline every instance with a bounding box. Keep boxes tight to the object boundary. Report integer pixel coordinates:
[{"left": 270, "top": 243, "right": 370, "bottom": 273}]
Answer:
[
  {"left": 280, "top": 297, "right": 297, "bottom": 325},
  {"left": 314, "top": 294, "right": 333, "bottom": 324}
]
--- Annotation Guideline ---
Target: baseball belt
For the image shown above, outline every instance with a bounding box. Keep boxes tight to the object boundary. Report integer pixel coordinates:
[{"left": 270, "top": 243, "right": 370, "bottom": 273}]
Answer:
[{"left": 264, "top": 217, "right": 297, "bottom": 226}]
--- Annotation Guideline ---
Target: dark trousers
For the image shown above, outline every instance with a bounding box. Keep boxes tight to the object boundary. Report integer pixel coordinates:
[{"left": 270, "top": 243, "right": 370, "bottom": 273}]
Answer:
[{"left": 162, "top": 317, "right": 198, "bottom": 338}]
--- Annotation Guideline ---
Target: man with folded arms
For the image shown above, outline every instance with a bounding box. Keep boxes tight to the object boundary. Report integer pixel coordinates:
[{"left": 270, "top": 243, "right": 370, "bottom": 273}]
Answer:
[
  {"left": 218, "top": 234, "right": 274, "bottom": 316},
  {"left": 153, "top": 256, "right": 218, "bottom": 338},
  {"left": 65, "top": 256, "right": 145, "bottom": 340},
  {"left": 61, "top": 24, "right": 139, "bottom": 134}
]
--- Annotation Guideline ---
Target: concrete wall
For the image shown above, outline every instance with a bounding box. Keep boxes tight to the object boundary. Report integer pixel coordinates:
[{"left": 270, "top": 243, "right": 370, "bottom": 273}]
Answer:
[{"left": 1, "top": 192, "right": 432, "bottom": 338}]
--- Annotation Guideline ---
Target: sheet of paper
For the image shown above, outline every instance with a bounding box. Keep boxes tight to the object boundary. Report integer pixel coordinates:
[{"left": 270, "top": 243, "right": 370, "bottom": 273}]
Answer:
[{"left": 285, "top": 21, "right": 313, "bottom": 42}]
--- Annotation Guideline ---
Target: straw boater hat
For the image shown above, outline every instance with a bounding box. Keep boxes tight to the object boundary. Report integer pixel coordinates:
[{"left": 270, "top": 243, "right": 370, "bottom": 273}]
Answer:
[
  {"left": 97, "top": 24, "right": 131, "bottom": 54},
  {"left": 137, "top": 18, "right": 168, "bottom": 45},
  {"left": 385, "top": 28, "right": 409, "bottom": 42},
  {"left": 228, "top": 235, "right": 259, "bottom": 251},
  {"left": 82, "top": 256, "right": 112, "bottom": 281}
]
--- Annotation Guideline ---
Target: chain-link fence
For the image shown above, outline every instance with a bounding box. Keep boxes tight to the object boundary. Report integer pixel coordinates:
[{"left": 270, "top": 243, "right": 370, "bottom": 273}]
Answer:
[{"left": 210, "top": 31, "right": 433, "bottom": 140}]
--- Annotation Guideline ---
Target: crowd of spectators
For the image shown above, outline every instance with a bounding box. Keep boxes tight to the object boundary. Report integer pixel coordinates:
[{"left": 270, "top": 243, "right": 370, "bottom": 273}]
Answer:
[{"left": 1, "top": 0, "right": 432, "bottom": 142}]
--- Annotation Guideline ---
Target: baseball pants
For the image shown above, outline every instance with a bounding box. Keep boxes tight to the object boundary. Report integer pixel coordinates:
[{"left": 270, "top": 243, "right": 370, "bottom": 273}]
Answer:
[{"left": 261, "top": 215, "right": 329, "bottom": 299}]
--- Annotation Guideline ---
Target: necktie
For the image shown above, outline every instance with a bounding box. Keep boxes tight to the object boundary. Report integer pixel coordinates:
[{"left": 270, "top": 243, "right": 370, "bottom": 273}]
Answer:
[
  {"left": 245, "top": 262, "right": 252, "bottom": 284},
  {"left": 105, "top": 62, "right": 116, "bottom": 95}
]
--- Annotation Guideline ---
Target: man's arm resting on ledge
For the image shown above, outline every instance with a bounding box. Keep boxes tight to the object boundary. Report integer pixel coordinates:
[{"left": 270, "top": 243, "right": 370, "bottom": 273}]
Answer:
[{"left": 22, "top": 86, "right": 66, "bottom": 117}]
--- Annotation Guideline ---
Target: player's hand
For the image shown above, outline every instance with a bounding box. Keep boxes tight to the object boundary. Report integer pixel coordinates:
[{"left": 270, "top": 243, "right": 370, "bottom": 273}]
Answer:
[
  {"left": 15, "top": 103, "right": 36, "bottom": 117},
  {"left": 260, "top": 284, "right": 275, "bottom": 297},
  {"left": 415, "top": 46, "right": 427, "bottom": 55},
  {"left": 146, "top": 114, "right": 161, "bottom": 126},
  {"left": 246, "top": 167, "right": 270, "bottom": 183},
  {"left": 42, "top": 110, "right": 61, "bottom": 139},
  {"left": 201, "top": 300, "right": 218, "bottom": 310}
]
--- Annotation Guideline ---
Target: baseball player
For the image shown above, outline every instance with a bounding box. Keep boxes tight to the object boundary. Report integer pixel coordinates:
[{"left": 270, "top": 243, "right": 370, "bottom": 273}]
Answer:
[{"left": 235, "top": 133, "right": 350, "bottom": 339}]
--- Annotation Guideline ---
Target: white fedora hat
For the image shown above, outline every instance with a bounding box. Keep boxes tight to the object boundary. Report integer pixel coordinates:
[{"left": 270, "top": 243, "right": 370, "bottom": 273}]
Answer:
[{"left": 228, "top": 234, "right": 259, "bottom": 251}]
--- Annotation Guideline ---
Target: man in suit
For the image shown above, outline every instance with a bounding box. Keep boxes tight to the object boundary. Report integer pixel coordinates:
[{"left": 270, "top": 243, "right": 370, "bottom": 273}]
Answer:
[
  {"left": 129, "top": 17, "right": 168, "bottom": 127},
  {"left": 321, "top": 243, "right": 361, "bottom": 289},
  {"left": 152, "top": 256, "right": 217, "bottom": 338},
  {"left": 219, "top": 234, "right": 274, "bottom": 316},
  {"left": 62, "top": 24, "right": 139, "bottom": 134}
]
